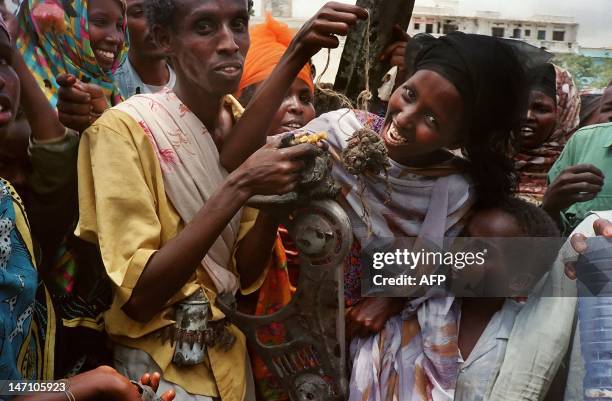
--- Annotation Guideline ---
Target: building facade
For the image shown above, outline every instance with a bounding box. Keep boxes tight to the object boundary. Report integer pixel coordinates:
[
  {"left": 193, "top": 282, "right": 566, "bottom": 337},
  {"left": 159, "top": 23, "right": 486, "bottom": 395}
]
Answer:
[
  {"left": 407, "top": 2, "right": 579, "bottom": 54},
  {"left": 252, "top": 0, "right": 582, "bottom": 81},
  {"left": 261, "top": 0, "right": 293, "bottom": 18}
]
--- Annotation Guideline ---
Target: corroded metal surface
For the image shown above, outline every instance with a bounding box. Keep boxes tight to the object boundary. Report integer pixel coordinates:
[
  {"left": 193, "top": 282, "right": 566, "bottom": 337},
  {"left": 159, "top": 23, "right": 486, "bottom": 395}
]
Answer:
[
  {"left": 333, "top": 0, "right": 415, "bottom": 111},
  {"left": 217, "top": 200, "right": 352, "bottom": 401}
]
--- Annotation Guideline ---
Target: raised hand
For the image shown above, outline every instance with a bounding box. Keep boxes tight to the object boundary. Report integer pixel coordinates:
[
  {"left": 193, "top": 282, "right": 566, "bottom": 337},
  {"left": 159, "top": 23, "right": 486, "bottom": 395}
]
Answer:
[
  {"left": 56, "top": 73, "right": 109, "bottom": 132},
  {"left": 288, "top": 2, "right": 368, "bottom": 63},
  {"left": 542, "top": 164, "right": 604, "bottom": 220},
  {"left": 346, "top": 297, "right": 405, "bottom": 338},
  {"left": 565, "top": 219, "right": 612, "bottom": 280}
]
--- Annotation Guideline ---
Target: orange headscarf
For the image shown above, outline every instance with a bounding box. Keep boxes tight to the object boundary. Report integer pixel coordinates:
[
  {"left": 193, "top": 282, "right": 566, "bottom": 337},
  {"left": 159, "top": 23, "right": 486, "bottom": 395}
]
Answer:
[{"left": 239, "top": 14, "right": 314, "bottom": 94}]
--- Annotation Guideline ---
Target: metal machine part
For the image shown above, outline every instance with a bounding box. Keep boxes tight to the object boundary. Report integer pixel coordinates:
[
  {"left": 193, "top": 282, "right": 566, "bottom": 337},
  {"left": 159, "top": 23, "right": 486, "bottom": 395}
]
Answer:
[
  {"left": 217, "top": 200, "right": 352, "bottom": 401},
  {"left": 131, "top": 381, "right": 161, "bottom": 401},
  {"left": 247, "top": 133, "right": 340, "bottom": 209}
]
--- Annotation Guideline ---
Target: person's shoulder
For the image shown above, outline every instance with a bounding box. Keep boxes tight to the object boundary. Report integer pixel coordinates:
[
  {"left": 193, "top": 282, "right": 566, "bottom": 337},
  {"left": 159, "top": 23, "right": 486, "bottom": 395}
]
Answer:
[
  {"left": 85, "top": 98, "right": 155, "bottom": 141},
  {"left": 570, "top": 122, "right": 612, "bottom": 144}
]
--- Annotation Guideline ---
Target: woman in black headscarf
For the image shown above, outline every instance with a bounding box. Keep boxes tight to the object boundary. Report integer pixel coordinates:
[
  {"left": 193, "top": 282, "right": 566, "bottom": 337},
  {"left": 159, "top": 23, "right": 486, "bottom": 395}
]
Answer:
[{"left": 263, "top": 31, "right": 528, "bottom": 401}]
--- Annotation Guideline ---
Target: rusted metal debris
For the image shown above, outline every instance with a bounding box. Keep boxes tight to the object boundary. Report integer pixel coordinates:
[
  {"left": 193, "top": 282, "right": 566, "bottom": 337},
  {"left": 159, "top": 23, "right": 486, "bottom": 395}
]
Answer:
[{"left": 334, "top": 0, "right": 415, "bottom": 112}]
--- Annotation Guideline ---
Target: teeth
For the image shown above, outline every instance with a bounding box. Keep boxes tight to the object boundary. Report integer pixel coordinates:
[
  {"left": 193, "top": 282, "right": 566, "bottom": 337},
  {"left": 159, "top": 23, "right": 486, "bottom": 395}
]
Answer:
[
  {"left": 221, "top": 66, "right": 237, "bottom": 73},
  {"left": 286, "top": 123, "right": 301, "bottom": 129},
  {"left": 386, "top": 123, "right": 408, "bottom": 144},
  {"left": 96, "top": 50, "right": 115, "bottom": 60}
]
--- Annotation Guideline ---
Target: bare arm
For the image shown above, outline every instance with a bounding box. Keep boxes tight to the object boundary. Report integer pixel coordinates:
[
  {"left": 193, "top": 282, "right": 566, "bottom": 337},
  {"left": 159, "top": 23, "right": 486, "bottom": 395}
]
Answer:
[
  {"left": 220, "top": 2, "right": 368, "bottom": 171},
  {"left": 235, "top": 212, "right": 279, "bottom": 290},
  {"left": 123, "top": 142, "right": 315, "bottom": 323},
  {"left": 11, "top": 47, "right": 65, "bottom": 141},
  {"left": 15, "top": 367, "right": 174, "bottom": 401}
]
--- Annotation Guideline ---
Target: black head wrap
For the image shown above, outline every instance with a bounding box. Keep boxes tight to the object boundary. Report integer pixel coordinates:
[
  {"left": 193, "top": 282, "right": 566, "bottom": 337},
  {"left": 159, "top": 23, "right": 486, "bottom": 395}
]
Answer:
[
  {"left": 527, "top": 63, "right": 556, "bottom": 100},
  {"left": 406, "top": 32, "right": 527, "bottom": 137},
  {"left": 403, "top": 32, "right": 534, "bottom": 207}
]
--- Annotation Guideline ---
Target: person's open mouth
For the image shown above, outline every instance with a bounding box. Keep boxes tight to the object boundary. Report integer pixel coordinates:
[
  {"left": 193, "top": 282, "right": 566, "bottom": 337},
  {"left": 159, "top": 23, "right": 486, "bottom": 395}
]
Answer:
[
  {"left": 94, "top": 48, "right": 117, "bottom": 66},
  {"left": 383, "top": 120, "right": 410, "bottom": 145},
  {"left": 213, "top": 61, "right": 243, "bottom": 78},
  {"left": 0, "top": 95, "right": 14, "bottom": 126},
  {"left": 519, "top": 125, "right": 536, "bottom": 138},
  {"left": 281, "top": 120, "right": 303, "bottom": 131}
]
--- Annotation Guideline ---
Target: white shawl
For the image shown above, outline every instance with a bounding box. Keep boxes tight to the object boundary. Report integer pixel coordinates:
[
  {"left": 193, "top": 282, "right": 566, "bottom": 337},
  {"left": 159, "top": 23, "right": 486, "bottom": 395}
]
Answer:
[{"left": 115, "top": 89, "right": 241, "bottom": 294}]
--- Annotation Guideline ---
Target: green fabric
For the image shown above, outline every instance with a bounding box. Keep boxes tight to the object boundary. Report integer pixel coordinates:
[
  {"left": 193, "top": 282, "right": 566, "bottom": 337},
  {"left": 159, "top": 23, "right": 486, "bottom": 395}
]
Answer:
[{"left": 548, "top": 122, "right": 612, "bottom": 234}]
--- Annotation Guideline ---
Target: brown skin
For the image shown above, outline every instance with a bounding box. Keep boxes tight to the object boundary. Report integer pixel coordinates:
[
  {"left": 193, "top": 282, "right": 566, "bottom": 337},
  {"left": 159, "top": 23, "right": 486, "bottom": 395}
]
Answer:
[
  {"left": 0, "top": 109, "right": 30, "bottom": 198},
  {"left": 0, "top": 30, "right": 20, "bottom": 139},
  {"left": 346, "top": 298, "right": 405, "bottom": 338},
  {"left": 599, "top": 84, "right": 612, "bottom": 124},
  {"left": 56, "top": 73, "right": 108, "bottom": 132},
  {"left": 123, "top": 137, "right": 316, "bottom": 323},
  {"left": 0, "top": 2, "right": 18, "bottom": 38},
  {"left": 379, "top": 25, "right": 410, "bottom": 90},
  {"left": 155, "top": 0, "right": 250, "bottom": 141},
  {"left": 56, "top": 0, "right": 126, "bottom": 131},
  {"left": 380, "top": 69, "right": 465, "bottom": 167},
  {"left": 0, "top": 30, "right": 173, "bottom": 401},
  {"left": 15, "top": 367, "right": 175, "bottom": 401},
  {"left": 126, "top": 0, "right": 170, "bottom": 87},
  {"left": 241, "top": 77, "right": 315, "bottom": 140},
  {"left": 458, "top": 208, "right": 524, "bottom": 359},
  {"left": 542, "top": 164, "right": 604, "bottom": 225},
  {"left": 346, "top": 72, "right": 466, "bottom": 338},
  {"left": 266, "top": 78, "right": 315, "bottom": 136},
  {"left": 565, "top": 218, "right": 612, "bottom": 280},
  {"left": 121, "top": 0, "right": 332, "bottom": 323},
  {"left": 517, "top": 90, "right": 557, "bottom": 151},
  {"left": 87, "top": 0, "right": 126, "bottom": 72},
  {"left": 220, "top": 1, "right": 368, "bottom": 171}
]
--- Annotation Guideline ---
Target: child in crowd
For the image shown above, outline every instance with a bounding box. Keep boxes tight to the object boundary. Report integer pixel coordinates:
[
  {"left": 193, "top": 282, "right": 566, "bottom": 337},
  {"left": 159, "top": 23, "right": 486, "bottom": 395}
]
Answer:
[{"left": 454, "top": 197, "right": 561, "bottom": 401}]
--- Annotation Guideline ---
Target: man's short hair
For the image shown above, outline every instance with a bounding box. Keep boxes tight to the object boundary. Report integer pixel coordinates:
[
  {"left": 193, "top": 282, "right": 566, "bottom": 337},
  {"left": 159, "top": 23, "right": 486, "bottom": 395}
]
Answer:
[{"left": 145, "top": 0, "right": 254, "bottom": 31}]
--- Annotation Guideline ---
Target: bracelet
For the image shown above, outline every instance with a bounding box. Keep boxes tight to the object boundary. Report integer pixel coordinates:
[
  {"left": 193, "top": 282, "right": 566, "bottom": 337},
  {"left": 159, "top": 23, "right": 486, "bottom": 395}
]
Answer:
[{"left": 64, "top": 389, "right": 76, "bottom": 401}]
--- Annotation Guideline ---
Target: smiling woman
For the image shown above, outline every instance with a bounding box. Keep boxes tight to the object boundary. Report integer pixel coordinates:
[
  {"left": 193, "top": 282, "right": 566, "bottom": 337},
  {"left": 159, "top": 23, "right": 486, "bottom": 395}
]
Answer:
[{"left": 16, "top": 0, "right": 129, "bottom": 107}]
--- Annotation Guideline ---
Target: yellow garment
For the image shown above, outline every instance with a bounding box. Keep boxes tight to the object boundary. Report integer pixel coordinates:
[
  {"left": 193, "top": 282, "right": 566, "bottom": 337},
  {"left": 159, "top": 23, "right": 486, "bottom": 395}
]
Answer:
[{"left": 76, "top": 106, "right": 261, "bottom": 401}]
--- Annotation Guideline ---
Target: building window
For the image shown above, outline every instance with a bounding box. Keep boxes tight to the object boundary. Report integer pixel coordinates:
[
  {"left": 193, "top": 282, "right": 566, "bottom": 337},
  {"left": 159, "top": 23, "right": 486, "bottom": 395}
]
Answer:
[
  {"left": 491, "top": 27, "right": 505, "bottom": 37},
  {"left": 425, "top": 23, "right": 433, "bottom": 33},
  {"left": 553, "top": 31, "right": 565, "bottom": 41},
  {"left": 414, "top": 22, "right": 420, "bottom": 30},
  {"left": 512, "top": 28, "right": 521, "bottom": 38},
  {"left": 525, "top": 29, "right": 531, "bottom": 37},
  {"left": 537, "top": 30, "right": 546, "bottom": 40}
]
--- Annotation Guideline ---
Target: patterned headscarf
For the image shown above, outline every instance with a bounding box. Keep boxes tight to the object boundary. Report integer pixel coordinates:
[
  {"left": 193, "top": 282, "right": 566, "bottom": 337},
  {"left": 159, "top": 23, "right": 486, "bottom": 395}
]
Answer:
[
  {"left": 515, "top": 64, "right": 581, "bottom": 203},
  {"left": 16, "top": 0, "right": 129, "bottom": 107}
]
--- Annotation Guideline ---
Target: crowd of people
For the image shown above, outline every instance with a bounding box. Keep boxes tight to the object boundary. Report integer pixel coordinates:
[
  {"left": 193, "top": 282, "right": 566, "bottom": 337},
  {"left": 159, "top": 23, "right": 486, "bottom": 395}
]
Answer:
[{"left": 1, "top": 0, "right": 612, "bottom": 400}]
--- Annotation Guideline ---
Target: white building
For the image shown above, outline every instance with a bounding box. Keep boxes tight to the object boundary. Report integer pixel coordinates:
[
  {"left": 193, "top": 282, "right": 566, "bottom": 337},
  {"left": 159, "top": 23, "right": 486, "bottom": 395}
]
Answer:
[
  {"left": 407, "top": 1, "right": 579, "bottom": 54},
  {"left": 253, "top": 0, "right": 580, "bottom": 82}
]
